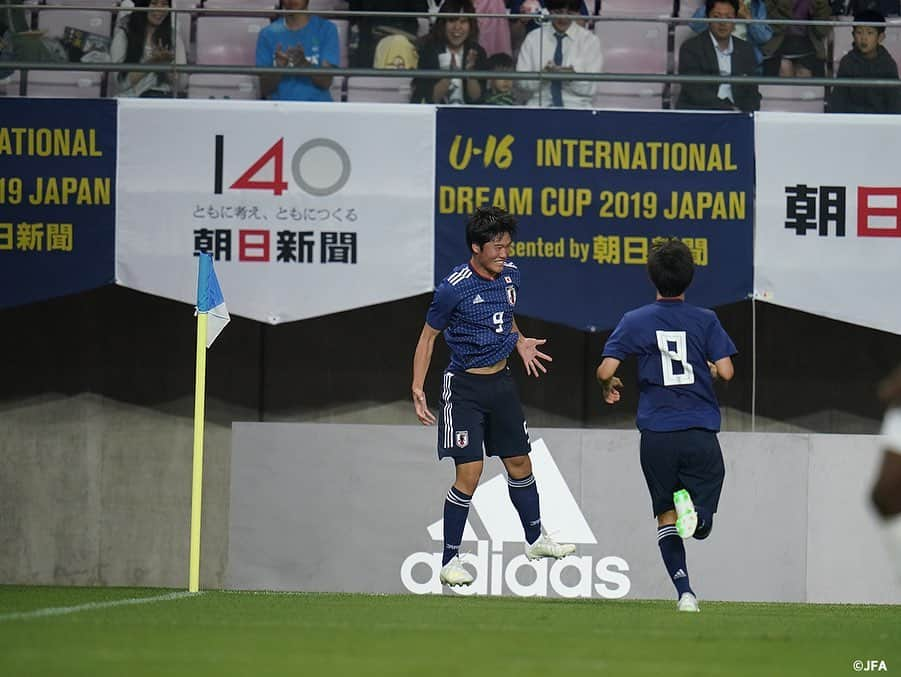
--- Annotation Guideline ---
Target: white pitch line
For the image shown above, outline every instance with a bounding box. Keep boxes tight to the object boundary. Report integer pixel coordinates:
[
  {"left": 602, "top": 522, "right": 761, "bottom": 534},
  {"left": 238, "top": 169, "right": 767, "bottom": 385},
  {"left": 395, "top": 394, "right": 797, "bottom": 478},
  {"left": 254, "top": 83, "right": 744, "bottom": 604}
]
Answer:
[{"left": 0, "top": 590, "right": 201, "bottom": 622}]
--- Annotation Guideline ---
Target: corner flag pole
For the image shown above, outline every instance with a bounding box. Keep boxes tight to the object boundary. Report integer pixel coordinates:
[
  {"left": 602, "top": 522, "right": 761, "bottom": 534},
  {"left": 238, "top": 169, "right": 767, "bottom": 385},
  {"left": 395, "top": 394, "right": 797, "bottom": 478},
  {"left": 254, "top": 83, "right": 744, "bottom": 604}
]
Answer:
[
  {"left": 190, "top": 253, "right": 230, "bottom": 593},
  {"left": 189, "top": 311, "right": 208, "bottom": 593}
]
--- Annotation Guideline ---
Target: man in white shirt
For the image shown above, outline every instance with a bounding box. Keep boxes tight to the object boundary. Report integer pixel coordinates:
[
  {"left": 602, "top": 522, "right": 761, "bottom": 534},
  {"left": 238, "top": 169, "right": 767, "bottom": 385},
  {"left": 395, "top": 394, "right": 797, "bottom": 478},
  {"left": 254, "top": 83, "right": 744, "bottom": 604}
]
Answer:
[{"left": 515, "top": 0, "right": 602, "bottom": 108}]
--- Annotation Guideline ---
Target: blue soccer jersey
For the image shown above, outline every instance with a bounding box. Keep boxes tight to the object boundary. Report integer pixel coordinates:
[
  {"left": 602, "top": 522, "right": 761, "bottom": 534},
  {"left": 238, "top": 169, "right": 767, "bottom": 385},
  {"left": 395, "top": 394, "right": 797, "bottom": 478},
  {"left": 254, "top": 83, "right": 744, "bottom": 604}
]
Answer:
[
  {"left": 427, "top": 261, "right": 521, "bottom": 371},
  {"left": 602, "top": 300, "right": 737, "bottom": 432}
]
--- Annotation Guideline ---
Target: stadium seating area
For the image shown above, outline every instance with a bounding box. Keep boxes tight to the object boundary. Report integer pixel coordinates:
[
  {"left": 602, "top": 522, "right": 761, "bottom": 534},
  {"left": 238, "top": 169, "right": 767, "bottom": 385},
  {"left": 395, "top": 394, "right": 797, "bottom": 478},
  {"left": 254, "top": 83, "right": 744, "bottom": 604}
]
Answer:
[{"left": 3, "top": 0, "right": 901, "bottom": 111}]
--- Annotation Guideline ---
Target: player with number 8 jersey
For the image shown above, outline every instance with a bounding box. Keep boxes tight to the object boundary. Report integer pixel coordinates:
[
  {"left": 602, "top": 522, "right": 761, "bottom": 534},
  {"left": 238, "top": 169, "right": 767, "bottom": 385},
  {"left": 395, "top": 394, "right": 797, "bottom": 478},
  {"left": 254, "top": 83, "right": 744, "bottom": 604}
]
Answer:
[{"left": 596, "top": 237, "right": 736, "bottom": 612}]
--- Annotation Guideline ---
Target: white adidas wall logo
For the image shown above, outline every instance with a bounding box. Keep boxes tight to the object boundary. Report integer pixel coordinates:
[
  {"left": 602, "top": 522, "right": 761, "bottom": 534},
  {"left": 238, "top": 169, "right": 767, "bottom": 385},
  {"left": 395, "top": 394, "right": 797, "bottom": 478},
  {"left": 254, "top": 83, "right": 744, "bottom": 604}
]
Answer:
[{"left": 400, "top": 439, "right": 631, "bottom": 598}]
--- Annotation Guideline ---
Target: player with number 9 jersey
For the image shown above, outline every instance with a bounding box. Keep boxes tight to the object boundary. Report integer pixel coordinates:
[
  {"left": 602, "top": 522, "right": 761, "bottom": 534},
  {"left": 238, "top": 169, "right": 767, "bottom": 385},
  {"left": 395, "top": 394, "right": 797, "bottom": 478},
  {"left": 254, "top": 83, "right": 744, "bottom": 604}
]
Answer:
[
  {"left": 411, "top": 206, "right": 575, "bottom": 588},
  {"left": 427, "top": 260, "right": 521, "bottom": 372}
]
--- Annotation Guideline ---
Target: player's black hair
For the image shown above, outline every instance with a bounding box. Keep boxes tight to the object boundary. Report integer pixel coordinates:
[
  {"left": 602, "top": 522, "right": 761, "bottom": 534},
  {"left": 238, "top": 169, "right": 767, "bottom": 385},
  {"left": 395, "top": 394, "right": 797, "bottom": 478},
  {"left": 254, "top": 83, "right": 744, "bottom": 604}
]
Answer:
[
  {"left": 648, "top": 238, "right": 694, "bottom": 298},
  {"left": 705, "top": 0, "right": 739, "bottom": 16},
  {"left": 466, "top": 206, "right": 518, "bottom": 250},
  {"left": 853, "top": 9, "right": 886, "bottom": 33}
]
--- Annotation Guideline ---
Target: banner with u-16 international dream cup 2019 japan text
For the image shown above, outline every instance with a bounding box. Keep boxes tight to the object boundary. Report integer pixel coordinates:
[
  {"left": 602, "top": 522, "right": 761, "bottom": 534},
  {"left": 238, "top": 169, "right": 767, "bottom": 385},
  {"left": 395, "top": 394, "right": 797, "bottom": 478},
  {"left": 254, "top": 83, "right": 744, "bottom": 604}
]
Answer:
[
  {"left": 116, "top": 99, "right": 435, "bottom": 324},
  {"left": 434, "top": 108, "right": 755, "bottom": 332}
]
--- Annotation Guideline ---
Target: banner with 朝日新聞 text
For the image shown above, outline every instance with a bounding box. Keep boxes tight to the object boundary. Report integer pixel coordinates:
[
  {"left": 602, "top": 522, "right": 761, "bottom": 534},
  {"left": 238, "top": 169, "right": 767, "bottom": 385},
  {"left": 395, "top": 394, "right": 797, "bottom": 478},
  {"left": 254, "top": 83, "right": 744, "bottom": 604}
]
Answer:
[
  {"left": 116, "top": 99, "right": 435, "bottom": 324},
  {"left": 755, "top": 112, "right": 901, "bottom": 335},
  {"left": 434, "top": 108, "right": 755, "bottom": 332},
  {"left": 0, "top": 99, "right": 116, "bottom": 309}
]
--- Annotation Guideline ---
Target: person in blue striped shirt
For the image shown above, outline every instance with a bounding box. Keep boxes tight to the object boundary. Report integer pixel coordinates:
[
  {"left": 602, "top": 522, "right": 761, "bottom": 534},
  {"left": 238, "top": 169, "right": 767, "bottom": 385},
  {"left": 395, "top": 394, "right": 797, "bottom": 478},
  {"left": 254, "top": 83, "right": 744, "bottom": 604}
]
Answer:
[
  {"left": 411, "top": 206, "right": 575, "bottom": 587},
  {"left": 597, "top": 238, "right": 736, "bottom": 612}
]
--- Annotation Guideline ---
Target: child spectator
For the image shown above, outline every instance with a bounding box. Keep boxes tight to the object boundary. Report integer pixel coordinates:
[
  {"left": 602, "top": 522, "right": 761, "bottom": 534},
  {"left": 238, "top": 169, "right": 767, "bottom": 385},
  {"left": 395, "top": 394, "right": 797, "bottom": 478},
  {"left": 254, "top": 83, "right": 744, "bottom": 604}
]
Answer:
[
  {"left": 829, "top": 9, "right": 901, "bottom": 113},
  {"left": 484, "top": 51, "right": 516, "bottom": 103}
]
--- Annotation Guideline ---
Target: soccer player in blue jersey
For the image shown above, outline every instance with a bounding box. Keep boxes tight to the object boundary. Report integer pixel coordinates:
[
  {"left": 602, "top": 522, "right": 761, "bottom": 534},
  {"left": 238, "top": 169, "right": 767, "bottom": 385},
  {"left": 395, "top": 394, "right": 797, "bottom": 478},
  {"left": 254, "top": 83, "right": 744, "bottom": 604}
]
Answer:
[
  {"left": 411, "top": 206, "right": 576, "bottom": 587},
  {"left": 596, "top": 238, "right": 736, "bottom": 612}
]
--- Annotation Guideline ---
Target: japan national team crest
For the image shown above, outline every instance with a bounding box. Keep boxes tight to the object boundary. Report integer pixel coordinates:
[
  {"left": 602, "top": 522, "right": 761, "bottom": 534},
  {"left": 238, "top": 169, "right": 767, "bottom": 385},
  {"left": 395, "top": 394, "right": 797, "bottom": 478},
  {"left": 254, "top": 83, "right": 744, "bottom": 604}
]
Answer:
[
  {"left": 506, "top": 285, "right": 517, "bottom": 307},
  {"left": 455, "top": 430, "right": 469, "bottom": 448}
]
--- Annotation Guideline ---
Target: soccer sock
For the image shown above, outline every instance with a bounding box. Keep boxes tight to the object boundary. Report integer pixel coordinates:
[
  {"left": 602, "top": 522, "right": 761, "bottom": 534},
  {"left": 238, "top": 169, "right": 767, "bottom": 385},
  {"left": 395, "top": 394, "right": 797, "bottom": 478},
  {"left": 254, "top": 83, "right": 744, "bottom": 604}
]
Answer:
[
  {"left": 657, "top": 525, "right": 693, "bottom": 597},
  {"left": 507, "top": 473, "right": 541, "bottom": 544},
  {"left": 442, "top": 486, "right": 472, "bottom": 566},
  {"left": 694, "top": 506, "right": 713, "bottom": 540}
]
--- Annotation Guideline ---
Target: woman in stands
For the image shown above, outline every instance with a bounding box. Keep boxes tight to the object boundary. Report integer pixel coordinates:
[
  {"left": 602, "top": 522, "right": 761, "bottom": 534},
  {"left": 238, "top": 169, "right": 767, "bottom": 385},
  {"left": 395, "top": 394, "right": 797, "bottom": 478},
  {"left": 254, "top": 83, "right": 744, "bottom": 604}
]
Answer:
[
  {"left": 110, "top": 0, "right": 187, "bottom": 97},
  {"left": 411, "top": 0, "right": 488, "bottom": 104}
]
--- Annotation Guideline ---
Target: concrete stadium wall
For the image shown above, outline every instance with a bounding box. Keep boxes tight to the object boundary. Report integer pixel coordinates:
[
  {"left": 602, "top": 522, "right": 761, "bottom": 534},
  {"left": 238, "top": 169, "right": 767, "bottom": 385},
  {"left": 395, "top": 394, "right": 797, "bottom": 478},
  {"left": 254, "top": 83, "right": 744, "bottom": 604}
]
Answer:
[
  {"left": 0, "top": 394, "right": 242, "bottom": 588},
  {"left": 227, "top": 424, "right": 901, "bottom": 604}
]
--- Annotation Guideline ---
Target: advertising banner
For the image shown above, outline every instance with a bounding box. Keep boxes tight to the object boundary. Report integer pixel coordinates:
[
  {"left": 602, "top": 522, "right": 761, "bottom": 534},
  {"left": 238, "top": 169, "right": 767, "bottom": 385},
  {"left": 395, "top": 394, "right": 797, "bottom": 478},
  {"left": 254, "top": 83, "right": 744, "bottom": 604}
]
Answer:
[
  {"left": 117, "top": 100, "right": 435, "bottom": 324},
  {"left": 227, "top": 423, "right": 901, "bottom": 604},
  {"left": 755, "top": 112, "right": 901, "bottom": 334},
  {"left": 434, "top": 108, "right": 755, "bottom": 332},
  {"left": 0, "top": 98, "right": 116, "bottom": 309}
]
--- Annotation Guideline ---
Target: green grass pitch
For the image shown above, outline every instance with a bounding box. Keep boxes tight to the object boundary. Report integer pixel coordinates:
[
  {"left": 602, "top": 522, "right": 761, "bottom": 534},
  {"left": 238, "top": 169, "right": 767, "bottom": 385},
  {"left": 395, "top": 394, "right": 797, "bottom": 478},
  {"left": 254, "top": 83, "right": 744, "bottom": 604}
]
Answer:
[{"left": 0, "top": 586, "right": 898, "bottom": 676}]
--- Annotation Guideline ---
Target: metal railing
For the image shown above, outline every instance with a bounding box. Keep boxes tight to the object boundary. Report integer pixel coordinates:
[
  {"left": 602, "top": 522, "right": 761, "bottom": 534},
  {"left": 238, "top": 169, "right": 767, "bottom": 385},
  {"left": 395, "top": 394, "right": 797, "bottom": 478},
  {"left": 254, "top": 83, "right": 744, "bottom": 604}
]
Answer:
[{"left": 2, "top": 5, "right": 900, "bottom": 99}]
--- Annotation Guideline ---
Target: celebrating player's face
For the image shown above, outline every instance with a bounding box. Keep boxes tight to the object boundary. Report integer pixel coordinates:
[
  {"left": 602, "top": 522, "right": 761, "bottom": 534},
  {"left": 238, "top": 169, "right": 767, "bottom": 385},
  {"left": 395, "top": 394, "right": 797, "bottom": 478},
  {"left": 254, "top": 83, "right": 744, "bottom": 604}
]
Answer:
[{"left": 472, "top": 233, "right": 513, "bottom": 277}]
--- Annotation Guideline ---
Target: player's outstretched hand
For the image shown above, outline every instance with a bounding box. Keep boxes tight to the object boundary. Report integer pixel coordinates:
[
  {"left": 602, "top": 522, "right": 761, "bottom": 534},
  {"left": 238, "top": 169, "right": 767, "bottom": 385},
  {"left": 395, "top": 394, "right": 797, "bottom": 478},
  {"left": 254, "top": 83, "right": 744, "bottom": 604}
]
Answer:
[
  {"left": 517, "top": 337, "right": 552, "bottom": 378},
  {"left": 412, "top": 389, "right": 436, "bottom": 425},
  {"left": 602, "top": 376, "right": 623, "bottom": 404}
]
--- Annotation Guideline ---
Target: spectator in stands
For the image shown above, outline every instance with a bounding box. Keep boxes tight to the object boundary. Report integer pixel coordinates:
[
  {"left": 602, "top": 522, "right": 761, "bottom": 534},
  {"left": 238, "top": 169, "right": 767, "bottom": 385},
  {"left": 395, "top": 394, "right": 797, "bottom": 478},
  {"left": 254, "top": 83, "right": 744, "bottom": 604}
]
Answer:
[
  {"left": 255, "top": 0, "right": 338, "bottom": 101},
  {"left": 110, "top": 0, "right": 186, "bottom": 97},
  {"left": 689, "top": 0, "right": 774, "bottom": 71},
  {"left": 475, "top": 0, "right": 512, "bottom": 57},
  {"left": 762, "top": 0, "right": 832, "bottom": 77},
  {"left": 411, "top": 0, "right": 488, "bottom": 104},
  {"left": 484, "top": 51, "right": 516, "bottom": 103},
  {"left": 349, "top": 0, "right": 427, "bottom": 68},
  {"left": 677, "top": 0, "right": 762, "bottom": 111},
  {"left": 509, "top": 0, "right": 593, "bottom": 55},
  {"left": 828, "top": 9, "right": 901, "bottom": 112},
  {"left": 515, "top": 0, "right": 602, "bottom": 108}
]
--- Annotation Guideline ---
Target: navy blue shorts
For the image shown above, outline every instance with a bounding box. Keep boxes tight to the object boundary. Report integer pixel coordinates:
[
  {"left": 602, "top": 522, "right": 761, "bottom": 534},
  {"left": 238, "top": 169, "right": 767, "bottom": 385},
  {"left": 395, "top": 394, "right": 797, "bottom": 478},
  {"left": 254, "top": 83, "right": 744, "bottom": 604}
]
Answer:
[
  {"left": 437, "top": 367, "right": 531, "bottom": 463},
  {"left": 639, "top": 429, "right": 725, "bottom": 517}
]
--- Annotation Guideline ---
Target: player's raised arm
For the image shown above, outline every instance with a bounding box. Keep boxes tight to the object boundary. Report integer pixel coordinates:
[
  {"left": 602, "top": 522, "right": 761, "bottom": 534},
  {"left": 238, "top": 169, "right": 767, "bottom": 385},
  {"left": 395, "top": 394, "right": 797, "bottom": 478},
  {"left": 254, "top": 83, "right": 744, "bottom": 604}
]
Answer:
[
  {"left": 512, "top": 317, "right": 552, "bottom": 378},
  {"left": 411, "top": 322, "right": 440, "bottom": 425},
  {"left": 596, "top": 357, "right": 623, "bottom": 404}
]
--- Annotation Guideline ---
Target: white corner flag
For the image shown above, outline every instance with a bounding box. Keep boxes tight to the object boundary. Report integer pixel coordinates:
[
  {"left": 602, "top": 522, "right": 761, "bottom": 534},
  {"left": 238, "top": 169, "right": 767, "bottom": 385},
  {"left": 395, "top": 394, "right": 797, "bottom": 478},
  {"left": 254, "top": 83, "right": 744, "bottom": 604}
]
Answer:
[
  {"left": 196, "top": 252, "right": 230, "bottom": 348},
  {"left": 189, "top": 252, "right": 229, "bottom": 593}
]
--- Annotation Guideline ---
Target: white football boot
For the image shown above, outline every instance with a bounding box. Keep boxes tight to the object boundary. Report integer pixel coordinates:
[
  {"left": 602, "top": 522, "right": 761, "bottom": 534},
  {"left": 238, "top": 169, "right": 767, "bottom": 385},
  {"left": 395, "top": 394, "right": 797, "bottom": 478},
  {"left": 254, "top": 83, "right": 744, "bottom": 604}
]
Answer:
[
  {"left": 439, "top": 556, "right": 474, "bottom": 587},
  {"left": 525, "top": 533, "right": 576, "bottom": 561},
  {"left": 677, "top": 592, "right": 700, "bottom": 612}
]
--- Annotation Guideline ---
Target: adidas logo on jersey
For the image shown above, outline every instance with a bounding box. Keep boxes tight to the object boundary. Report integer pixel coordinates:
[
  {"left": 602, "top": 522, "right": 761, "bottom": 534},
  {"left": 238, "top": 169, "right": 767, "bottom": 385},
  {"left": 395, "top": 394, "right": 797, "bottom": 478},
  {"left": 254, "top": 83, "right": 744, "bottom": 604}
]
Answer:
[
  {"left": 472, "top": 294, "right": 484, "bottom": 304},
  {"left": 400, "top": 439, "right": 631, "bottom": 599}
]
